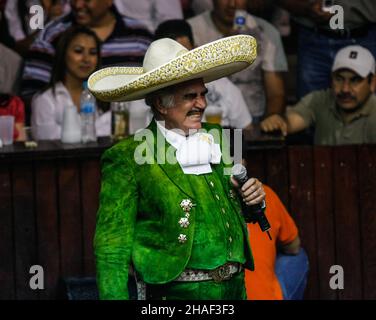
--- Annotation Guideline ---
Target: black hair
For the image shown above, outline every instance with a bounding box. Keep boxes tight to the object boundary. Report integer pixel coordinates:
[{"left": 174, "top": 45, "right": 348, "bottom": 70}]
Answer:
[
  {"left": 154, "top": 19, "right": 194, "bottom": 46},
  {"left": 47, "top": 25, "right": 102, "bottom": 94}
]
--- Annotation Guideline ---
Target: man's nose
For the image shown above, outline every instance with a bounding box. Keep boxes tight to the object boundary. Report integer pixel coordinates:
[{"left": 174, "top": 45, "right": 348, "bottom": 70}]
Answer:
[
  {"left": 72, "top": 0, "right": 85, "bottom": 9},
  {"left": 341, "top": 80, "right": 351, "bottom": 93},
  {"left": 195, "top": 96, "right": 207, "bottom": 109}
]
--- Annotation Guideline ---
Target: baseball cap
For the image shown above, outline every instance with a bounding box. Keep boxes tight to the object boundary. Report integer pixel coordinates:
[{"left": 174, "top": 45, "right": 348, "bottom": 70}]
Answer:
[{"left": 332, "top": 45, "right": 375, "bottom": 77}]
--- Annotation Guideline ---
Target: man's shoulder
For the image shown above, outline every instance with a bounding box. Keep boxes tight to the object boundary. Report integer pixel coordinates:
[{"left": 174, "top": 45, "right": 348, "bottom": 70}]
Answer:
[
  {"left": 102, "top": 134, "right": 143, "bottom": 160},
  {"left": 298, "top": 89, "right": 333, "bottom": 108},
  {"left": 367, "top": 95, "right": 376, "bottom": 111}
]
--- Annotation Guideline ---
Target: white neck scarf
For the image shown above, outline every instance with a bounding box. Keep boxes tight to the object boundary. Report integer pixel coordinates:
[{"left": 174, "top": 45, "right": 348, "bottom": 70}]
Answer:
[{"left": 156, "top": 121, "right": 222, "bottom": 175}]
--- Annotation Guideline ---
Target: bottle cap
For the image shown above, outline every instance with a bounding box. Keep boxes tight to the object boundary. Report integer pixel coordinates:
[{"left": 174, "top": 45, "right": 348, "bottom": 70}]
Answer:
[
  {"left": 82, "top": 81, "right": 88, "bottom": 90},
  {"left": 233, "top": 9, "right": 247, "bottom": 31}
]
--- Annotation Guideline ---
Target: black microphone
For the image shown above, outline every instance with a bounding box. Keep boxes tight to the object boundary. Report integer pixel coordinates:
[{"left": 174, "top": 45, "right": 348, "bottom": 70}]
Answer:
[{"left": 232, "top": 164, "right": 272, "bottom": 240}]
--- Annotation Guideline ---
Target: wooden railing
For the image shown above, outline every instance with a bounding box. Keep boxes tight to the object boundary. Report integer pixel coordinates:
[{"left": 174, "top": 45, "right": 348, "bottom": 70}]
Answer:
[{"left": 1, "top": 137, "right": 375, "bottom": 299}]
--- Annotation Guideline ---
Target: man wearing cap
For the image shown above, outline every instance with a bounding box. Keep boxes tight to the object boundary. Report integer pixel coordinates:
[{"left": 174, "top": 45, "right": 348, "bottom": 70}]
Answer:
[
  {"left": 261, "top": 45, "right": 376, "bottom": 145},
  {"left": 89, "top": 35, "right": 266, "bottom": 299}
]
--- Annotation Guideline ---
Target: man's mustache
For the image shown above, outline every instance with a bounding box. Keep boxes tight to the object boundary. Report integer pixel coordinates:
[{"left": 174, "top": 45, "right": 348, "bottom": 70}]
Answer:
[
  {"left": 336, "top": 93, "right": 356, "bottom": 100},
  {"left": 186, "top": 109, "right": 204, "bottom": 116}
]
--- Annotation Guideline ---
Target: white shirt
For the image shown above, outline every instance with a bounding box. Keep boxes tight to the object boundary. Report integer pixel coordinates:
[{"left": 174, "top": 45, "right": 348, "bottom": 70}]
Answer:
[
  {"left": 188, "top": 11, "right": 288, "bottom": 117},
  {"left": 156, "top": 121, "right": 221, "bottom": 175},
  {"left": 114, "top": 0, "right": 183, "bottom": 33},
  {"left": 31, "top": 82, "right": 111, "bottom": 140},
  {"left": 204, "top": 77, "right": 252, "bottom": 128},
  {"left": 5, "top": 0, "right": 71, "bottom": 41}
]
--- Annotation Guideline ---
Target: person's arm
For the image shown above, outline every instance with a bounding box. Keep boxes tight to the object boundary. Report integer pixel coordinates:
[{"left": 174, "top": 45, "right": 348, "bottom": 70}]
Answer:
[
  {"left": 21, "top": 28, "right": 56, "bottom": 100},
  {"left": 13, "top": 95, "right": 26, "bottom": 141},
  {"left": 231, "top": 176, "right": 265, "bottom": 207},
  {"left": 259, "top": 20, "right": 287, "bottom": 118},
  {"left": 11, "top": 0, "right": 65, "bottom": 57},
  {"left": 277, "top": 0, "right": 332, "bottom": 23},
  {"left": 15, "top": 123, "right": 26, "bottom": 141},
  {"left": 261, "top": 90, "right": 318, "bottom": 135},
  {"left": 263, "top": 71, "right": 286, "bottom": 117},
  {"left": 94, "top": 145, "right": 138, "bottom": 300},
  {"left": 279, "top": 235, "right": 301, "bottom": 255},
  {"left": 260, "top": 109, "right": 307, "bottom": 136}
]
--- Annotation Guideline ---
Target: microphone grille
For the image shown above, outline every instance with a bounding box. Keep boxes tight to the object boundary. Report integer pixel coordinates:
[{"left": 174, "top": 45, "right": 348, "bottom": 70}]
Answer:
[{"left": 232, "top": 163, "right": 247, "bottom": 180}]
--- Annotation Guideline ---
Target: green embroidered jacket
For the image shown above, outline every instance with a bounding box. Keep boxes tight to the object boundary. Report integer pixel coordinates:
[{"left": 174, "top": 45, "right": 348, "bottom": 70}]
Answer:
[{"left": 94, "top": 121, "right": 254, "bottom": 299}]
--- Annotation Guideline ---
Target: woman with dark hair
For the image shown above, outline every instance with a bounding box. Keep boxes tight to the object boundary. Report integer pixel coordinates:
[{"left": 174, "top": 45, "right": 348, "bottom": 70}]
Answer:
[{"left": 31, "top": 25, "right": 110, "bottom": 140}]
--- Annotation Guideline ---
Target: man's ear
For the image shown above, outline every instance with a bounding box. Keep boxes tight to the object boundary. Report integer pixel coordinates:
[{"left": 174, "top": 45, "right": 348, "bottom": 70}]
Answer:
[
  {"left": 370, "top": 74, "right": 376, "bottom": 93},
  {"left": 155, "top": 97, "right": 168, "bottom": 115}
]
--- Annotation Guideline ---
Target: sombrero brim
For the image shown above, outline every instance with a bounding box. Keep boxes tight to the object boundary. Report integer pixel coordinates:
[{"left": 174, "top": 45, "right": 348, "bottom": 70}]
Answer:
[{"left": 88, "top": 35, "right": 257, "bottom": 102}]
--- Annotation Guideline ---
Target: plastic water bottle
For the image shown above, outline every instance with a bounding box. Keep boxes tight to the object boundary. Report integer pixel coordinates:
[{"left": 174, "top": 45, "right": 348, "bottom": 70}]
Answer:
[
  {"left": 233, "top": 9, "right": 247, "bottom": 33},
  {"left": 80, "top": 81, "right": 97, "bottom": 143}
]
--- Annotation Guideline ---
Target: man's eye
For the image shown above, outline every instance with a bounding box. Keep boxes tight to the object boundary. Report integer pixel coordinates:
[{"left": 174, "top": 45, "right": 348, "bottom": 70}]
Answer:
[
  {"left": 185, "top": 94, "right": 197, "bottom": 99},
  {"left": 351, "top": 78, "right": 362, "bottom": 84}
]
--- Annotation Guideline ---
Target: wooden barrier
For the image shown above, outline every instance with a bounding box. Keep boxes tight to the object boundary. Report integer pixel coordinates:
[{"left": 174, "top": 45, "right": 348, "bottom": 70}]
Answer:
[{"left": 1, "top": 139, "right": 376, "bottom": 299}]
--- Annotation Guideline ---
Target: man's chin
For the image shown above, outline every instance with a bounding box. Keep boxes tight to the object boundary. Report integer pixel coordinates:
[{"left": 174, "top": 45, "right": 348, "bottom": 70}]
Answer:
[
  {"left": 74, "top": 16, "right": 91, "bottom": 26},
  {"left": 185, "top": 121, "right": 202, "bottom": 132},
  {"left": 337, "top": 101, "right": 358, "bottom": 111}
]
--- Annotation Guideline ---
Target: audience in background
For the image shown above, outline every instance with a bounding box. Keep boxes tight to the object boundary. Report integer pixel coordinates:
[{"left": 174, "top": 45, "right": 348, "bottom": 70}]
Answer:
[
  {"left": 114, "top": 0, "right": 183, "bottom": 33},
  {"left": 0, "top": 94, "right": 26, "bottom": 141},
  {"left": 245, "top": 185, "right": 308, "bottom": 300},
  {"left": 190, "top": 0, "right": 213, "bottom": 15},
  {"left": 4, "top": 0, "right": 70, "bottom": 57},
  {"left": 21, "top": 0, "right": 152, "bottom": 110},
  {"left": 188, "top": 0, "right": 288, "bottom": 125},
  {"left": 277, "top": 0, "right": 376, "bottom": 99},
  {"left": 0, "top": 1, "right": 23, "bottom": 95},
  {"left": 154, "top": 19, "right": 253, "bottom": 130},
  {"left": 261, "top": 45, "right": 376, "bottom": 145},
  {"left": 31, "top": 26, "right": 110, "bottom": 140},
  {"left": 0, "top": 0, "right": 14, "bottom": 49},
  {"left": 0, "top": 43, "right": 23, "bottom": 95}
]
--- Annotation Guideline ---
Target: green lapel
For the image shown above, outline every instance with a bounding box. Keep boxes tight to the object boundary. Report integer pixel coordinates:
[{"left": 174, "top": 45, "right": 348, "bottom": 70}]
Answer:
[{"left": 146, "top": 120, "right": 195, "bottom": 200}]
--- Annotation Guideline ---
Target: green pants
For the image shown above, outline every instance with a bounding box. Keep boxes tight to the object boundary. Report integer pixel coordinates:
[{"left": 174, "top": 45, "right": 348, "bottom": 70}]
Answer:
[{"left": 145, "top": 271, "right": 246, "bottom": 300}]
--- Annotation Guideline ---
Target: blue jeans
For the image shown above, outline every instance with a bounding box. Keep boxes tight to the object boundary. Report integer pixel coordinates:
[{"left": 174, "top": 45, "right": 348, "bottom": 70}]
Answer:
[
  {"left": 297, "top": 24, "right": 376, "bottom": 98},
  {"left": 275, "top": 248, "right": 309, "bottom": 300}
]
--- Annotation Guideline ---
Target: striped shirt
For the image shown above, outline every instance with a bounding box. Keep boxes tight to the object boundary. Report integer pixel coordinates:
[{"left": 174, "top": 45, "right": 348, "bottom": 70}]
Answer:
[{"left": 21, "top": 7, "right": 153, "bottom": 99}]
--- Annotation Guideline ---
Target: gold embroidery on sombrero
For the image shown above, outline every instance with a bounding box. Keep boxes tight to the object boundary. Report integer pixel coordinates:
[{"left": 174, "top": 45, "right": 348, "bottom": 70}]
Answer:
[{"left": 92, "top": 35, "right": 257, "bottom": 101}]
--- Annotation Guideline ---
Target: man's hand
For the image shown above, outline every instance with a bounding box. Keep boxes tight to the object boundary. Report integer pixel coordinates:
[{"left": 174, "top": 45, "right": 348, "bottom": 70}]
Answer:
[
  {"left": 231, "top": 176, "right": 265, "bottom": 206},
  {"left": 260, "top": 114, "right": 288, "bottom": 136},
  {"left": 277, "top": 0, "right": 333, "bottom": 23}
]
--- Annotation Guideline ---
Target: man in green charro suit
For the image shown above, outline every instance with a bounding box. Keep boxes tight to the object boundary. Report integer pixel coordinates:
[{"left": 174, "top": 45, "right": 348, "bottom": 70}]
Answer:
[{"left": 88, "top": 35, "right": 265, "bottom": 299}]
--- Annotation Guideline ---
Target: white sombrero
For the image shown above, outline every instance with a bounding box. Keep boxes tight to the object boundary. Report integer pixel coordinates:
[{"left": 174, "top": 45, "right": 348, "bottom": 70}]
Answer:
[{"left": 88, "top": 35, "right": 257, "bottom": 102}]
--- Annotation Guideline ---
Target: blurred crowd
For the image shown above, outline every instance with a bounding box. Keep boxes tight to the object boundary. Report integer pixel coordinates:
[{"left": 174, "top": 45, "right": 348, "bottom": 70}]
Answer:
[{"left": 1, "top": 0, "right": 376, "bottom": 145}]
